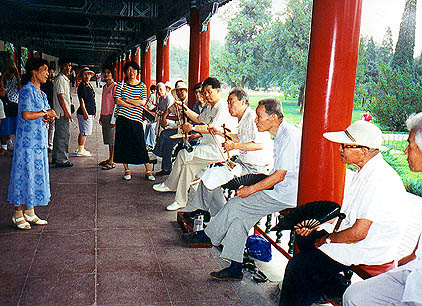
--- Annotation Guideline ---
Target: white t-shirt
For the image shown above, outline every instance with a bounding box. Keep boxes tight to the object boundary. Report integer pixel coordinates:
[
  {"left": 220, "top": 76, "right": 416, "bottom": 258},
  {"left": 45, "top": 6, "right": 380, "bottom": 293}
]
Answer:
[
  {"left": 189, "top": 99, "right": 238, "bottom": 161},
  {"left": 262, "top": 121, "right": 301, "bottom": 207},
  {"left": 319, "top": 153, "right": 407, "bottom": 266},
  {"left": 237, "top": 107, "right": 273, "bottom": 169},
  {"left": 53, "top": 73, "right": 71, "bottom": 117}
]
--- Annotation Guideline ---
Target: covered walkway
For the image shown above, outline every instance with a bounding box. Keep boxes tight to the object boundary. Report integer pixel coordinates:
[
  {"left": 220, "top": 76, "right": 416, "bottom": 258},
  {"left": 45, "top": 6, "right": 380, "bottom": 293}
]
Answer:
[{"left": 0, "top": 86, "right": 279, "bottom": 306}]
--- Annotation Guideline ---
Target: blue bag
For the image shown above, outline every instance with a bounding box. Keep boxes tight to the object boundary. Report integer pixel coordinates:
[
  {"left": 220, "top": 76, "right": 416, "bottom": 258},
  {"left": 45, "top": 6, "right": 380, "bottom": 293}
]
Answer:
[{"left": 245, "top": 234, "right": 272, "bottom": 262}]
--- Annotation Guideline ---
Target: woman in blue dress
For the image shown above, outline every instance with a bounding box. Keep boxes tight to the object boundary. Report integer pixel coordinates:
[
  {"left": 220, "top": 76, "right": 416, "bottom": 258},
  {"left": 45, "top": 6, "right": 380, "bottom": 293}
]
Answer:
[{"left": 8, "top": 58, "right": 58, "bottom": 230}]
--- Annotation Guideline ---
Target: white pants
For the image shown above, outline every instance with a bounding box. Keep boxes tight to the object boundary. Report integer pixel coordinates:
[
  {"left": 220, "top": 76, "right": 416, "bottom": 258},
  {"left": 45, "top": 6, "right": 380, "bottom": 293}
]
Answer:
[{"left": 343, "top": 269, "right": 422, "bottom": 306}]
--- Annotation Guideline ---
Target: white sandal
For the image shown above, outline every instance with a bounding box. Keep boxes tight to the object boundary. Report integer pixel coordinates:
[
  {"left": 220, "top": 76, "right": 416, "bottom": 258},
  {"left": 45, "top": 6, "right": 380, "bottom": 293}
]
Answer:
[
  {"left": 24, "top": 213, "right": 48, "bottom": 225},
  {"left": 12, "top": 216, "right": 31, "bottom": 230}
]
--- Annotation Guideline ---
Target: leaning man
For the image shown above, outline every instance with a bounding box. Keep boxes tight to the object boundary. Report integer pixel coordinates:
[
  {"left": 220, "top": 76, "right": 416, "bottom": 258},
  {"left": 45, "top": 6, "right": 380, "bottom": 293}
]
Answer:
[
  {"left": 279, "top": 120, "right": 407, "bottom": 306},
  {"left": 343, "top": 113, "right": 422, "bottom": 306},
  {"left": 184, "top": 98, "right": 301, "bottom": 280}
]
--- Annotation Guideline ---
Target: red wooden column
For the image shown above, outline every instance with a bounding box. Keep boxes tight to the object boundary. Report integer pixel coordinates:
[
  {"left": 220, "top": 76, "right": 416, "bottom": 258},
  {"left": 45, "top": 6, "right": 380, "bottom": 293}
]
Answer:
[
  {"left": 188, "top": 8, "right": 201, "bottom": 108},
  {"left": 297, "top": 0, "right": 362, "bottom": 206},
  {"left": 116, "top": 57, "right": 121, "bottom": 82},
  {"left": 121, "top": 53, "right": 127, "bottom": 80},
  {"left": 141, "top": 43, "right": 152, "bottom": 97},
  {"left": 199, "top": 22, "right": 210, "bottom": 82},
  {"left": 156, "top": 31, "right": 170, "bottom": 83},
  {"left": 132, "top": 47, "right": 140, "bottom": 80}
]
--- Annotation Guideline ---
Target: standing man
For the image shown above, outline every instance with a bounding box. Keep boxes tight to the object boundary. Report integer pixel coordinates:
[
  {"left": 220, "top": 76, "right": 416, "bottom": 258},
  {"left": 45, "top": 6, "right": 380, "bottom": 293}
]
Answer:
[
  {"left": 153, "top": 77, "right": 238, "bottom": 211},
  {"left": 40, "top": 68, "right": 55, "bottom": 152},
  {"left": 52, "top": 58, "right": 73, "bottom": 167},
  {"left": 343, "top": 113, "right": 422, "bottom": 306}
]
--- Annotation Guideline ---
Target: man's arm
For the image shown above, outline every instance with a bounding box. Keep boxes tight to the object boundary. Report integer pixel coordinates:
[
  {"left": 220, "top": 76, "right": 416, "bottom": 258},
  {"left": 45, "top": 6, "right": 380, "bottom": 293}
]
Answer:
[
  {"left": 223, "top": 140, "right": 264, "bottom": 152},
  {"left": 79, "top": 97, "right": 89, "bottom": 120},
  {"left": 179, "top": 102, "right": 200, "bottom": 123},
  {"left": 57, "top": 93, "right": 72, "bottom": 120},
  {"left": 236, "top": 170, "right": 287, "bottom": 198},
  {"left": 398, "top": 235, "right": 420, "bottom": 266}
]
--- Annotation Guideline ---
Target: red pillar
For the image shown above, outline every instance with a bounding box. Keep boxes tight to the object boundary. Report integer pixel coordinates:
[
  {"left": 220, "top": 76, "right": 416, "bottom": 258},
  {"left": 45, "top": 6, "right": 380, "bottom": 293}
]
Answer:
[
  {"left": 199, "top": 22, "right": 210, "bottom": 82},
  {"left": 188, "top": 8, "right": 201, "bottom": 108},
  {"left": 297, "top": 0, "right": 362, "bottom": 206},
  {"left": 116, "top": 57, "right": 121, "bottom": 82},
  {"left": 121, "top": 53, "right": 127, "bottom": 81},
  {"left": 156, "top": 31, "right": 170, "bottom": 83},
  {"left": 141, "top": 43, "right": 152, "bottom": 97},
  {"left": 132, "top": 47, "right": 140, "bottom": 80}
]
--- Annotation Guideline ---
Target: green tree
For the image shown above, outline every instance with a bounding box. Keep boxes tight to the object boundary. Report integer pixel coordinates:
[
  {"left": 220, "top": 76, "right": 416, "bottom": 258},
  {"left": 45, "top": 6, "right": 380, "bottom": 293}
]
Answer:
[
  {"left": 378, "top": 27, "right": 393, "bottom": 65},
  {"left": 213, "top": 0, "right": 272, "bottom": 88},
  {"left": 364, "top": 37, "right": 378, "bottom": 82},
  {"left": 391, "top": 0, "right": 417, "bottom": 69},
  {"left": 170, "top": 46, "right": 188, "bottom": 82}
]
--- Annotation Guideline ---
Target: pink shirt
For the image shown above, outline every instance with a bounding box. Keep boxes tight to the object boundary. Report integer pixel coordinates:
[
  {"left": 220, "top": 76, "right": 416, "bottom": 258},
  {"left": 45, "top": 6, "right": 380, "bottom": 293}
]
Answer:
[{"left": 101, "top": 82, "right": 116, "bottom": 115}]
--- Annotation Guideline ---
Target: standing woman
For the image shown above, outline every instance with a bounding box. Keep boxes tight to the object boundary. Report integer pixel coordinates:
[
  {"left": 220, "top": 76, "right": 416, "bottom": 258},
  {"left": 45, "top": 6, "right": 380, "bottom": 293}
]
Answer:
[
  {"left": 113, "top": 61, "right": 155, "bottom": 181},
  {"left": 8, "top": 58, "right": 58, "bottom": 230},
  {"left": 0, "top": 63, "right": 21, "bottom": 155}
]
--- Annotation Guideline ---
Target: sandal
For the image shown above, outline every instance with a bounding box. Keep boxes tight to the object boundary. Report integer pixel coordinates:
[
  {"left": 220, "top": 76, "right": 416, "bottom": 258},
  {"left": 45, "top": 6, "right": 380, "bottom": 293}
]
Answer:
[
  {"left": 24, "top": 213, "right": 48, "bottom": 225},
  {"left": 144, "top": 172, "right": 156, "bottom": 181},
  {"left": 98, "top": 159, "right": 110, "bottom": 166},
  {"left": 123, "top": 170, "right": 132, "bottom": 180},
  {"left": 102, "top": 162, "right": 116, "bottom": 170},
  {"left": 12, "top": 216, "right": 31, "bottom": 230}
]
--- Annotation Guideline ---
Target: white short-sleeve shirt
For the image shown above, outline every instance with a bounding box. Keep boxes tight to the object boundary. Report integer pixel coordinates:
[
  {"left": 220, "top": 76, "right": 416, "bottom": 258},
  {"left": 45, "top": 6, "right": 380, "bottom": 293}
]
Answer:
[
  {"left": 262, "top": 121, "right": 301, "bottom": 206},
  {"left": 237, "top": 107, "right": 273, "bottom": 168},
  {"left": 53, "top": 73, "right": 71, "bottom": 117},
  {"left": 319, "top": 153, "right": 407, "bottom": 266}
]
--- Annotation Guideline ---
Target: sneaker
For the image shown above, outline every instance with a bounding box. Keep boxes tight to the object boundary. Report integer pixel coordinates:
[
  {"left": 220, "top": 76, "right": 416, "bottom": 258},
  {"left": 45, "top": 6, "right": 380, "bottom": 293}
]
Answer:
[
  {"left": 123, "top": 171, "right": 132, "bottom": 180},
  {"left": 166, "top": 201, "right": 186, "bottom": 211},
  {"left": 55, "top": 161, "right": 73, "bottom": 168},
  {"left": 182, "top": 231, "right": 213, "bottom": 248},
  {"left": 210, "top": 267, "right": 243, "bottom": 281},
  {"left": 144, "top": 173, "right": 156, "bottom": 181},
  {"left": 75, "top": 149, "right": 92, "bottom": 157},
  {"left": 182, "top": 209, "right": 211, "bottom": 222},
  {"left": 153, "top": 183, "right": 173, "bottom": 192}
]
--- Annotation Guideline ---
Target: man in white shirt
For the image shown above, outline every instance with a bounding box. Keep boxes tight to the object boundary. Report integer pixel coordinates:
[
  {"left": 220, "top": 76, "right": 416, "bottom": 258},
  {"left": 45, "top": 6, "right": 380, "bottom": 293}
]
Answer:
[
  {"left": 343, "top": 113, "right": 422, "bottom": 306},
  {"left": 183, "top": 98, "right": 301, "bottom": 281},
  {"left": 184, "top": 88, "right": 273, "bottom": 220},
  {"left": 52, "top": 58, "right": 73, "bottom": 168},
  {"left": 153, "top": 77, "right": 238, "bottom": 211},
  {"left": 279, "top": 121, "right": 407, "bottom": 306}
]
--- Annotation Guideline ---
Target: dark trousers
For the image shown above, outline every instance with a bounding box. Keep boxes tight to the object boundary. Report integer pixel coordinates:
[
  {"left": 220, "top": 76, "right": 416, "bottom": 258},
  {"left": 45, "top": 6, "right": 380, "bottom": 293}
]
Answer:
[
  {"left": 153, "top": 128, "right": 180, "bottom": 171},
  {"left": 279, "top": 231, "right": 348, "bottom": 306}
]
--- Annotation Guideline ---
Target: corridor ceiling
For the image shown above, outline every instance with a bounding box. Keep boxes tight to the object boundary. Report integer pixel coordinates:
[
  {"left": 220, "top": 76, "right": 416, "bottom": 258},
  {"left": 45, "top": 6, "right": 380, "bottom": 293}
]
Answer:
[{"left": 0, "top": 0, "right": 229, "bottom": 65}]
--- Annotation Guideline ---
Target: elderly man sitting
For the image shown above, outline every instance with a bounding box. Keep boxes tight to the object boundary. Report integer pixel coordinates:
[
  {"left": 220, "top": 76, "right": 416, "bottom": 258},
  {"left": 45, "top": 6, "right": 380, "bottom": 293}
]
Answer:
[
  {"left": 343, "top": 113, "right": 422, "bottom": 306},
  {"left": 183, "top": 98, "right": 301, "bottom": 281},
  {"left": 184, "top": 88, "right": 273, "bottom": 220},
  {"left": 278, "top": 120, "right": 407, "bottom": 306}
]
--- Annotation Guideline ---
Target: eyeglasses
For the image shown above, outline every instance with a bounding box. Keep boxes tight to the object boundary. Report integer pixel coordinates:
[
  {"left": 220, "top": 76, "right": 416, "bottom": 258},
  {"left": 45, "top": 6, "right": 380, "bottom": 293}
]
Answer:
[{"left": 340, "top": 144, "right": 368, "bottom": 150}]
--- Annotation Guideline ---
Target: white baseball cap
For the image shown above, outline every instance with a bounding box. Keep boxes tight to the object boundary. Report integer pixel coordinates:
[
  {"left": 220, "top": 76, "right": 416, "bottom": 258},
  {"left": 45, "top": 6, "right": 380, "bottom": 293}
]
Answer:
[{"left": 323, "top": 120, "right": 383, "bottom": 149}]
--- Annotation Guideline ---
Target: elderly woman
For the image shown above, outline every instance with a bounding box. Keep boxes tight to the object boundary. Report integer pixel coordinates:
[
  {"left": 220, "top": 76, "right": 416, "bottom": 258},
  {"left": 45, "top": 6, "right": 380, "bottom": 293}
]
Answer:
[
  {"left": 113, "top": 61, "right": 155, "bottom": 181},
  {"left": 8, "top": 58, "right": 58, "bottom": 230}
]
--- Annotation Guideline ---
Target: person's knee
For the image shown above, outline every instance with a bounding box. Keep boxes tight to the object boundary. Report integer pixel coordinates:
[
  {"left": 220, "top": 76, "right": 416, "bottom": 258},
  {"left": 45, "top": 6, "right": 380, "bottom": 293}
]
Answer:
[{"left": 342, "top": 283, "right": 362, "bottom": 306}]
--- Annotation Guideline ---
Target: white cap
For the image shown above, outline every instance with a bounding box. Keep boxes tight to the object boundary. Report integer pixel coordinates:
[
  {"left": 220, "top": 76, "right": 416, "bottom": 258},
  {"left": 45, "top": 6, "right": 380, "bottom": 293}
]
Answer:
[{"left": 323, "top": 120, "right": 383, "bottom": 149}]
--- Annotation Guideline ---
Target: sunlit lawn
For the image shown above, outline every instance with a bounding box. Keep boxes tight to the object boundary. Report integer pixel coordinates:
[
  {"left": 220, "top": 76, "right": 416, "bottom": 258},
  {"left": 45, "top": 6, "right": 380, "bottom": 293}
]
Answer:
[{"left": 220, "top": 91, "right": 363, "bottom": 127}]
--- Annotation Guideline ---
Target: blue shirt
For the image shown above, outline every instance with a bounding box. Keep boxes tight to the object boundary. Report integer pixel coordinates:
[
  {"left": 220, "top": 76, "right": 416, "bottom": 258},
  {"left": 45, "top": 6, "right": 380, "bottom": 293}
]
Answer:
[{"left": 15, "top": 82, "right": 50, "bottom": 150}]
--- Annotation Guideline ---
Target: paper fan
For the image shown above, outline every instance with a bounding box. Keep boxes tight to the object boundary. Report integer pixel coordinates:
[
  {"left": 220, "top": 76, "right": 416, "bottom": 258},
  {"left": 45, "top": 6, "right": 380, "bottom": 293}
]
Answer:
[
  {"left": 221, "top": 173, "right": 273, "bottom": 191},
  {"left": 271, "top": 201, "right": 341, "bottom": 231}
]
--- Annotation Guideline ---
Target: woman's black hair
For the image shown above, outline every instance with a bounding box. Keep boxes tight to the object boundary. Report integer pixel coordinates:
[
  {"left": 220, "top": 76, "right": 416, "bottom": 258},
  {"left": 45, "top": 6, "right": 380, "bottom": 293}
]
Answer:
[
  {"left": 22, "top": 57, "right": 48, "bottom": 85},
  {"left": 123, "top": 61, "right": 140, "bottom": 74},
  {"left": 102, "top": 63, "right": 116, "bottom": 79}
]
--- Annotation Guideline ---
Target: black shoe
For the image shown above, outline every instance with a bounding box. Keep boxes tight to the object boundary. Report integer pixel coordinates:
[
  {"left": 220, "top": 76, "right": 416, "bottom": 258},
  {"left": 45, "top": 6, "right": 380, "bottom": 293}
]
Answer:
[
  {"left": 182, "top": 231, "right": 212, "bottom": 248},
  {"left": 56, "top": 161, "right": 73, "bottom": 168},
  {"left": 210, "top": 267, "right": 243, "bottom": 281},
  {"left": 155, "top": 169, "right": 171, "bottom": 176},
  {"left": 182, "top": 209, "right": 211, "bottom": 222}
]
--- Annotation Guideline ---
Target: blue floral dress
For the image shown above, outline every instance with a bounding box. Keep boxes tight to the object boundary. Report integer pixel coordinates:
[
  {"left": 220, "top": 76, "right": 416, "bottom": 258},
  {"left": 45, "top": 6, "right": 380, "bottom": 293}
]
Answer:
[{"left": 7, "top": 82, "right": 51, "bottom": 209}]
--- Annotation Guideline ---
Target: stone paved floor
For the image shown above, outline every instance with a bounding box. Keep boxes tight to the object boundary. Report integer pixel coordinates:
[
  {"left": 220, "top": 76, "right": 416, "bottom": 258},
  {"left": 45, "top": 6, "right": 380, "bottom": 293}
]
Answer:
[{"left": 0, "top": 85, "right": 279, "bottom": 306}]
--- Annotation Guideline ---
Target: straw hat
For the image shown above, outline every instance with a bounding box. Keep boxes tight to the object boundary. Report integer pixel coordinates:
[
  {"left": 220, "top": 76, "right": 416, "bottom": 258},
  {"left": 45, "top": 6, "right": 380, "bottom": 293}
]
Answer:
[
  {"left": 323, "top": 120, "right": 383, "bottom": 149},
  {"left": 171, "top": 81, "right": 188, "bottom": 99},
  {"left": 79, "top": 67, "right": 95, "bottom": 77}
]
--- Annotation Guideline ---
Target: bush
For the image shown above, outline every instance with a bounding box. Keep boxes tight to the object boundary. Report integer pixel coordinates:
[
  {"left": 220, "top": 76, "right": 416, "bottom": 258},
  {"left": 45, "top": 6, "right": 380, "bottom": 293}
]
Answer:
[{"left": 367, "top": 64, "right": 422, "bottom": 131}]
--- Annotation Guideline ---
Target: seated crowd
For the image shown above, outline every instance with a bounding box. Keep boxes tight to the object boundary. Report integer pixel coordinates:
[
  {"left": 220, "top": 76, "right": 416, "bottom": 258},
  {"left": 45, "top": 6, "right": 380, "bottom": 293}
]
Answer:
[{"left": 4, "top": 58, "right": 421, "bottom": 306}]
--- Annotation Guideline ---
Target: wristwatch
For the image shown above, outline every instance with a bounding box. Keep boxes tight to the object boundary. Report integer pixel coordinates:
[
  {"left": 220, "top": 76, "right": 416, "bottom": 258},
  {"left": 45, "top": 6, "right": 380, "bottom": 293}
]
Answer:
[{"left": 326, "top": 234, "right": 331, "bottom": 244}]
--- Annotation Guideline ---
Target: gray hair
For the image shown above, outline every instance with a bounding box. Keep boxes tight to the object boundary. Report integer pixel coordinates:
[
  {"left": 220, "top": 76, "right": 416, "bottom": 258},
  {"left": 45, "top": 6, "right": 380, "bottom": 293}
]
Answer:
[
  {"left": 406, "top": 112, "right": 422, "bottom": 150},
  {"left": 156, "top": 82, "right": 165, "bottom": 89}
]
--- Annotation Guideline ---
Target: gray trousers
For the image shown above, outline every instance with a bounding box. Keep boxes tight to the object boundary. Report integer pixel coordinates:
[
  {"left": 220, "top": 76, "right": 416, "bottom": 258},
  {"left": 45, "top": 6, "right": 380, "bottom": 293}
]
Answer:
[
  {"left": 343, "top": 269, "right": 421, "bottom": 306},
  {"left": 48, "top": 120, "right": 55, "bottom": 148},
  {"left": 165, "top": 150, "right": 221, "bottom": 206},
  {"left": 52, "top": 116, "right": 70, "bottom": 164},
  {"left": 190, "top": 161, "right": 269, "bottom": 217},
  {"left": 204, "top": 191, "right": 293, "bottom": 263}
]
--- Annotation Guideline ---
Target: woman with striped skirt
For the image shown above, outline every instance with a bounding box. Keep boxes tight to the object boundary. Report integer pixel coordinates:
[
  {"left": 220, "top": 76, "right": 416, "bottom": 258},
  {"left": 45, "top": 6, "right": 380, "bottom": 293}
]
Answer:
[{"left": 113, "top": 61, "right": 155, "bottom": 181}]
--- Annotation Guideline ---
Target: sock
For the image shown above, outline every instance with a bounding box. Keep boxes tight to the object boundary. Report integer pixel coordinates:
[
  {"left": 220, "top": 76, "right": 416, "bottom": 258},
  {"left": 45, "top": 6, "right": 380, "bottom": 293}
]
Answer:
[
  {"left": 229, "top": 261, "right": 242, "bottom": 274},
  {"left": 1, "top": 144, "right": 7, "bottom": 150},
  {"left": 77, "top": 145, "right": 84, "bottom": 152}
]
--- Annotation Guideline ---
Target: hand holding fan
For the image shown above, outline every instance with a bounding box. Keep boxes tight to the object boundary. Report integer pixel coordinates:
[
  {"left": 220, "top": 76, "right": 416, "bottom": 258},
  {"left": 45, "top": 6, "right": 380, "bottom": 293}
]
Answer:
[{"left": 221, "top": 173, "right": 273, "bottom": 191}]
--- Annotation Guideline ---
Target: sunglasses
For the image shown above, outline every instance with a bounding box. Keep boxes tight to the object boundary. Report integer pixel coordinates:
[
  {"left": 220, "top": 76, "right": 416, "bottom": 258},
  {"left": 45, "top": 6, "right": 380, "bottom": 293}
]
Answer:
[{"left": 340, "top": 144, "right": 368, "bottom": 150}]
